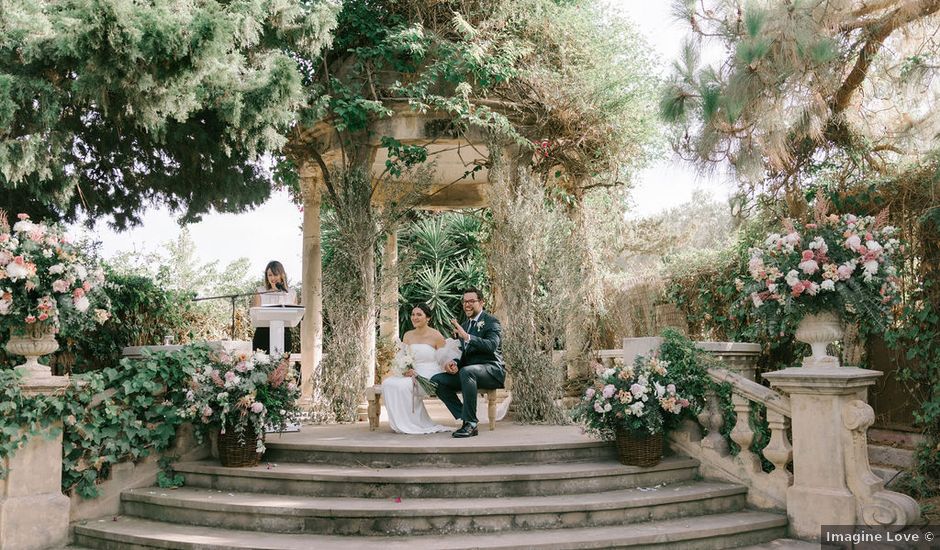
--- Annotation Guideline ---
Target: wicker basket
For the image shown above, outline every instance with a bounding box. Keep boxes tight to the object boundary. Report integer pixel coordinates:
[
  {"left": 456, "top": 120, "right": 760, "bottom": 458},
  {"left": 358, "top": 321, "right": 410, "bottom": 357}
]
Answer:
[
  {"left": 614, "top": 429, "right": 662, "bottom": 467},
  {"left": 217, "top": 424, "right": 263, "bottom": 468}
]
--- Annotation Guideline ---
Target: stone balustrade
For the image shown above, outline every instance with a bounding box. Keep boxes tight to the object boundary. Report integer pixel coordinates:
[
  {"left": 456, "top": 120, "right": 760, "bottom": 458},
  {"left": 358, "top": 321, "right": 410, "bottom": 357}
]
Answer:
[{"left": 615, "top": 337, "right": 921, "bottom": 541}]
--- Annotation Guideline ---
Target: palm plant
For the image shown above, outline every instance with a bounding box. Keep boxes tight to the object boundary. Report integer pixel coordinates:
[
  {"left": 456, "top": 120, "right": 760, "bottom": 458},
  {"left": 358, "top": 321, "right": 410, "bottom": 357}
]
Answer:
[{"left": 398, "top": 212, "right": 488, "bottom": 335}]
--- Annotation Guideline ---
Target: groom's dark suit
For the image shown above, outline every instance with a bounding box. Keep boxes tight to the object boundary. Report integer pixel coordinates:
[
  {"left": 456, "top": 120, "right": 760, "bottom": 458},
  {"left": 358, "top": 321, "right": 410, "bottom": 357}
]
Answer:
[{"left": 431, "top": 310, "right": 505, "bottom": 426}]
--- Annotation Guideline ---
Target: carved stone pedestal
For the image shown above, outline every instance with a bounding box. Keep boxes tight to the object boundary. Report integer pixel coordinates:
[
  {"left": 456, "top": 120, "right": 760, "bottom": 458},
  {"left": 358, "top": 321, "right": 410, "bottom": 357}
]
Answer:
[
  {"left": 763, "top": 366, "right": 920, "bottom": 539},
  {"left": 0, "top": 379, "right": 70, "bottom": 550}
]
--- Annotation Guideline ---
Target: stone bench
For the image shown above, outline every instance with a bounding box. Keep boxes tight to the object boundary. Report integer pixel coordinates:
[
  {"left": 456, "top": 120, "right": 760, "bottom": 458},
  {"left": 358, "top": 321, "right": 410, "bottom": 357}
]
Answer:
[{"left": 365, "top": 385, "right": 500, "bottom": 432}]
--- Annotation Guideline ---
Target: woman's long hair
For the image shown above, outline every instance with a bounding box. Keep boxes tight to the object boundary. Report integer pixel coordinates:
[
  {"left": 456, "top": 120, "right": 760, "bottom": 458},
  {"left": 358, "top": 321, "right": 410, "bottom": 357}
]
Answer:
[{"left": 263, "top": 260, "right": 288, "bottom": 290}]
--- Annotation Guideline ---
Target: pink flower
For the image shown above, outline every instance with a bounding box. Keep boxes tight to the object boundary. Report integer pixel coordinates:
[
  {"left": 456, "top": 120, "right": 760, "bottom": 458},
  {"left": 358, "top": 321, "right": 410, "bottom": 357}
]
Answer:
[
  {"left": 52, "top": 279, "right": 69, "bottom": 293},
  {"left": 798, "top": 258, "right": 819, "bottom": 275},
  {"left": 805, "top": 223, "right": 817, "bottom": 229},
  {"left": 602, "top": 384, "right": 616, "bottom": 399},
  {"left": 837, "top": 264, "right": 855, "bottom": 280},
  {"left": 666, "top": 384, "right": 676, "bottom": 394},
  {"left": 25, "top": 315, "right": 36, "bottom": 324},
  {"left": 801, "top": 250, "right": 814, "bottom": 261},
  {"left": 0, "top": 234, "right": 8, "bottom": 243},
  {"left": 16, "top": 213, "right": 29, "bottom": 220},
  {"left": 83, "top": 281, "right": 92, "bottom": 292},
  {"left": 224, "top": 371, "right": 236, "bottom": 381},
  {"left": 250, "top": 402, "right": 264, "bottom": 414},
  {"left": 202, "top": 406, "right": 213, "bottom": 417},
  {"left": 38, "top": 312, "right": 48, "bottom": 321},
  {"left": 584, "top": 388, "right": 596, "bottom": 399},
  {"left": 72, "top": 287, "right": 85, "bottom": 298}
]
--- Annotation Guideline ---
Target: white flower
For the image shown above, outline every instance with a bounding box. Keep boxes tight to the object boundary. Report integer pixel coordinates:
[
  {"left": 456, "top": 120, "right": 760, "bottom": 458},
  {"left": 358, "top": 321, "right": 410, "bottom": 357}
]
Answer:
[
  {"left": 48, "top": 264, "right": 65, "bottom": 275},
  {"left": 820, "top": 280, "right": 835, "bottom": 291},
  {"left": 603, "top": 403, "right": 612, "bottom": 412},
  {"left": 809, "top": 236, "right": 828, "bottom": 253},
  {"left": 785, "top": 270, "right": 801, "bottom": 287},
  {"left": 654, "top": 382, "right": 666, "bottom": 398},
  {"left": 767, "top": 283, "right": 778, "bottom": 293},
  {"left": 764, "top": 233, "right": 781, "bottom": 248},
  {"left": 863, "top": 260, "right": 879, "bottom": 275},
  {"left": 805, "top": 282, "right": 819, "bottom": 296},
  {"left": 73, "top": 295, "right": 90, "bottom": 312},
  {"left": 74, "top": 264, "right": 87, "bottom": 280},
  {"left": 866, "top": 240, "right": 883, "bottom": 254},
  {"left": 12, "top": 220, "right": 33, "bottom": 233},
  {"left": 751, "top": 292, "right": 764, "bottom": 308},
  {"left": 629, "top": 402, "right": 645, "bottom": 416},
  {"left": 5, "top": 262, "right": 29, "bottom": 281}
]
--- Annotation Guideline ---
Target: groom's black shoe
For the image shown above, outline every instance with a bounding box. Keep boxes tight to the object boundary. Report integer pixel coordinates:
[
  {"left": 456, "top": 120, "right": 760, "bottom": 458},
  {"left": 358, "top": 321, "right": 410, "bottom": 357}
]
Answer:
[{"left": 452, "top": 422, "right": 478, "bottom": 438}]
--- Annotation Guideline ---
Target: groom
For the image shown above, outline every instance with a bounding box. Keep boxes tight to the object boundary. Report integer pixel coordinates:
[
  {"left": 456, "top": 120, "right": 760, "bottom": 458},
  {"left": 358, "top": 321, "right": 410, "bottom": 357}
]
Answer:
[{"left": 432, "top": 287, "right": 505, "bottom": 438}]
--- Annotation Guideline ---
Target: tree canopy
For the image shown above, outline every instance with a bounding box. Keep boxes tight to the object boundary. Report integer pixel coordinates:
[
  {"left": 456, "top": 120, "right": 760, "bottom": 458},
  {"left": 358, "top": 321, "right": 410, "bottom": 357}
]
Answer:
[
  {"left": 661, "top": 0, "right": 940, "bottom": 207},
  {"left": 0, "top": 0, "right": 337, "bottom": 228}
]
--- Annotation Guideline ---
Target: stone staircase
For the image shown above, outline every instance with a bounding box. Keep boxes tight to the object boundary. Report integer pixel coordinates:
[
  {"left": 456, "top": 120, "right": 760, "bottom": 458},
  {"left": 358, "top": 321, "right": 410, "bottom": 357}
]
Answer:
[
  {"left": 868, "top": 428, "right": 922, "bottom": 488},
  {"left": 73, "top": 424, "right": 787, "bottom": 549}
]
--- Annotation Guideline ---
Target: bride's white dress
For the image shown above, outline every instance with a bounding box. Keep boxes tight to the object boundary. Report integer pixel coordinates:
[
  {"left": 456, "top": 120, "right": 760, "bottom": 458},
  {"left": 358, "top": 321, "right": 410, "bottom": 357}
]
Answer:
[{"left": 382, "top": 343, "right": 451, "bottom": 434}]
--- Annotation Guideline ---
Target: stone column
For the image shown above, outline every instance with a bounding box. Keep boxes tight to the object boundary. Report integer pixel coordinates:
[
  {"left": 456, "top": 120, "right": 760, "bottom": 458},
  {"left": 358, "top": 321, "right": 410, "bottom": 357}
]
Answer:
[
  {"left": 299, "top": 172, "right": 323, "bottom": 407},
  {"left": 0, "top": 380, "right": 70, "bottom": 550},
  {"left": 762, "top": 366, "right": 920, "bottom": 539},
  {"left": 378, "top": 228, "right": 399, "bottom": 343}
]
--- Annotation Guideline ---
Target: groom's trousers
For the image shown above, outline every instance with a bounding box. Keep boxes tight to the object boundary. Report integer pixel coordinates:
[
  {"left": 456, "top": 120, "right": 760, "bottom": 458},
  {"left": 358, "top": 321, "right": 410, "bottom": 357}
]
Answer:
[{"left": 431, "top": 364, "right": 503, "bottom": 425}]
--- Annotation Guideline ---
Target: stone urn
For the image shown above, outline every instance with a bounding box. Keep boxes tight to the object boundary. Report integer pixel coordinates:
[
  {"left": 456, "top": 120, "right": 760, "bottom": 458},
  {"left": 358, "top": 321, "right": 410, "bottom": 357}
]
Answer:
[
  {"left": 6, "top": 327, "right": 64, "bottom": 382},
  {"left": 794, "top": 311, "right": 843, "bottom": 368}
]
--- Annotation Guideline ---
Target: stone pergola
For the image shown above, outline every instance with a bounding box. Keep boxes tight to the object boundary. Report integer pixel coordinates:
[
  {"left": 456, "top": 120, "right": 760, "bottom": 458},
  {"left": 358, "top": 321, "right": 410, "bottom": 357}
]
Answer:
[{"left": 293, "top": 105, "right": 495, "bottom": 404}]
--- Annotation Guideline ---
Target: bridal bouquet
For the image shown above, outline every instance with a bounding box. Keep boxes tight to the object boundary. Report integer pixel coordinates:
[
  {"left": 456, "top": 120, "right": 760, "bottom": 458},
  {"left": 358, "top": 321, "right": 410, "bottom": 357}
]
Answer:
[
  {"left": 572, "top": 353, "right": 691, "bottom": 440},
  {"left": 744, "top": 211, "right": 900, "bottom": 325},
  {"left": 392, "top": 340, "right": 437, "bottom": 397}
]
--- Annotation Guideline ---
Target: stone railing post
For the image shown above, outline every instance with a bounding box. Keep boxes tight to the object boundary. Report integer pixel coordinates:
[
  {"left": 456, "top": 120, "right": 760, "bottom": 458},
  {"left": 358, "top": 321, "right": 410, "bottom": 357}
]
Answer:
[
  {"left": 763, "top": 366, "right": 920, "bottom": 539},
  {"left": 0, "top": 379, "right": 70, "bottom": 550}
]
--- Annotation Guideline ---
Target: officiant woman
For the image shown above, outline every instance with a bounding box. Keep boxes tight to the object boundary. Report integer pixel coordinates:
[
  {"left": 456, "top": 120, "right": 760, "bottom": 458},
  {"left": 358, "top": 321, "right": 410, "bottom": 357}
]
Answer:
[{"left": 250, "top": 260, "right": 299, "bottom": 353}]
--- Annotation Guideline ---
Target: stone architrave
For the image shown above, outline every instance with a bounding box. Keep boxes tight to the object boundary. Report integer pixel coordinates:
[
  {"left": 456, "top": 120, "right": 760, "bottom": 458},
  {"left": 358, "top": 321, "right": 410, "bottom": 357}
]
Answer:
[
  {"left": 762, "top": 366, "right": 920, "bottom": 539},
  {"left": 0, "top": 380, "right": 70, "bottom": 550}
]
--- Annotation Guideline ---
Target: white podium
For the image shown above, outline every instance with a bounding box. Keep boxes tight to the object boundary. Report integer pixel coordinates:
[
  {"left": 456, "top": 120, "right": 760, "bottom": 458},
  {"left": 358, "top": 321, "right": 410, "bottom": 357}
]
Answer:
[{"left": 250, "top": 306, "right": 304, "bottom": 355}]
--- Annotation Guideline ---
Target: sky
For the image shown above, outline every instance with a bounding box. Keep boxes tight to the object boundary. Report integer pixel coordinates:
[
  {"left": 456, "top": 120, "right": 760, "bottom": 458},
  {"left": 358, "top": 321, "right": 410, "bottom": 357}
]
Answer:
[{"left": 83, "top": 1, "right": 735, "bottom": 283}]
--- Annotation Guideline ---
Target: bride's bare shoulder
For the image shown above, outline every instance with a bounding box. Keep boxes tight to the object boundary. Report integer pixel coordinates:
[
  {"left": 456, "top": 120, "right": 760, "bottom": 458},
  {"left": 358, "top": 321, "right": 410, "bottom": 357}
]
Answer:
[
  {"left": 429, "top": 329, "right": 446, "bottom": 348},
  {"left": 401, "top": 329, "right": 415, "bottom": 344}
]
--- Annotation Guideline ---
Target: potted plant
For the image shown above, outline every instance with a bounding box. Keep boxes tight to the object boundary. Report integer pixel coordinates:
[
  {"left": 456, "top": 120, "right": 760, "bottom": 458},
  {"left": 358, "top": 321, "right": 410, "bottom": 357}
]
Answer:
[
  {"left": 744, "top": 209, "right": 900, "bottom": 367},
  {"left": 572, "top": 354, "right": 691, "bottom": 467},
  {"left": 182, "top": 349, "right": 301, "bottom": 467},
  {"left": 0, "top": 212, "right": 110, "bottom": 381}
]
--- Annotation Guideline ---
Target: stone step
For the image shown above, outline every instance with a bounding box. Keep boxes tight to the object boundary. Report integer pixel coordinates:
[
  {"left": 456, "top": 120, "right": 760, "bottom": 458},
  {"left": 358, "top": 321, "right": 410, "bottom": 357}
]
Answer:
[
  {"left": 172, "top": 456, "right": 699, "bottom": 498},
  {"left": 74, "top": 510, "right": 788, "bottom": 549},
  {"left": 868, "top": 443, "right": 916, "bottom": 470},
  {"left": 262, "top": 436, "right": 616, "bottom": 467},
  {"left": 120, "top": 480, "right": 746, "bottom": 536}
]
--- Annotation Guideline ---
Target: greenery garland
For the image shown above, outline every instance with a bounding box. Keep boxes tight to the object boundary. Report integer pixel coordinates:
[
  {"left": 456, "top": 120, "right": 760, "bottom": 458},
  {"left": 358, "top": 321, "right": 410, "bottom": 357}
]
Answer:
[{"left": 1, "top": 347, "right": 204, "bottom": 498}]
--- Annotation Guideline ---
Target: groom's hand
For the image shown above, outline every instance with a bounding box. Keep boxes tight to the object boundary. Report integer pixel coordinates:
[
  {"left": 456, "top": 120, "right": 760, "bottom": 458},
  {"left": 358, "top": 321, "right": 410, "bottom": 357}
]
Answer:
[
  {"left": 444, "top": 360, "right": 458, "bottom": 375},
  {"left": 450, "top": 318, "right": 469, "bottom": 341}
]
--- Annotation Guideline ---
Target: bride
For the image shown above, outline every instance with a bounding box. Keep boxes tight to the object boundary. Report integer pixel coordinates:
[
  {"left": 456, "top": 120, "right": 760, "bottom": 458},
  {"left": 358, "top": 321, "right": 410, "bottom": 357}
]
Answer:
[{"left": 381, "top": 303, "right": 458, "bottom": 434}]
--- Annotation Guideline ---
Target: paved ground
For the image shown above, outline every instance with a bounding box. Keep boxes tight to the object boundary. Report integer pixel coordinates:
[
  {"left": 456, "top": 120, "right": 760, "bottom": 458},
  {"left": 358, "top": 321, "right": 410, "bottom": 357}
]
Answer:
[{"left": 279, "top": 403, "right": 597, "bottom": 449}]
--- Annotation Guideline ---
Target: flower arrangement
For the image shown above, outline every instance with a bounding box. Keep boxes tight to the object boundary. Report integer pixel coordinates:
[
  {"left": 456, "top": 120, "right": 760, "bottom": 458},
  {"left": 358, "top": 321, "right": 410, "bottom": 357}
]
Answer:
[
  {"left": 0, "top": 212, "right": 109, "bottom": 337},
  {"left": 743, "top": 208, "right": 900, "bottom": 325},
  {"left": 182, "top": 349, "right": 301, "bottom": 452},
  {"left": 572, "top": 354, "right": 691, "bottom": 440}
]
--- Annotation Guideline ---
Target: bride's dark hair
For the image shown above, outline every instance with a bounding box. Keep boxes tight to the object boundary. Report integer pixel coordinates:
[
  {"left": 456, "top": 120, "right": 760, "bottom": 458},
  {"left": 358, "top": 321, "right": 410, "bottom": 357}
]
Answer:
[{"left": 411, "top": 303, "right": 433, "bottom": 324}]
